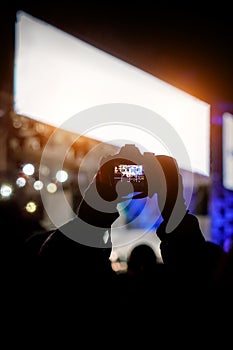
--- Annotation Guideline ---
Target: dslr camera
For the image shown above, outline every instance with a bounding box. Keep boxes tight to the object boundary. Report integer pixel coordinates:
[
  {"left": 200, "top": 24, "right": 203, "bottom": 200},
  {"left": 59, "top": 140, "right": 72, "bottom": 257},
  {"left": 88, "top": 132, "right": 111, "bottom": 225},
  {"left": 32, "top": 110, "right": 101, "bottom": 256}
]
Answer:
[{"left": 96, "top": 144, "right": 167, "bottom": 200}]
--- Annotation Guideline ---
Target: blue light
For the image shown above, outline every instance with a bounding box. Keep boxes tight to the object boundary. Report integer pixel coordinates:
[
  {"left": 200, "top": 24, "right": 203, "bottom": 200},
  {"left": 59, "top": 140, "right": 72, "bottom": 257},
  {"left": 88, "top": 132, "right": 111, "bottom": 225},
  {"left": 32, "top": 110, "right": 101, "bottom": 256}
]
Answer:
[{"left": 119, "top": 194, "right": 162, "bottom": 231}]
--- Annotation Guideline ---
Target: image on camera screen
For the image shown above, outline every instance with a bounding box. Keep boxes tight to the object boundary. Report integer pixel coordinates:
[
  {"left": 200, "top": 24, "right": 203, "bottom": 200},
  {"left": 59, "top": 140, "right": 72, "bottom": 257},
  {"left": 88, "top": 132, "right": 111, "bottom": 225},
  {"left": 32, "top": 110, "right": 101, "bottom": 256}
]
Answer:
[{"left": 113, "top": 164, "right": 145, "bottom": 183}]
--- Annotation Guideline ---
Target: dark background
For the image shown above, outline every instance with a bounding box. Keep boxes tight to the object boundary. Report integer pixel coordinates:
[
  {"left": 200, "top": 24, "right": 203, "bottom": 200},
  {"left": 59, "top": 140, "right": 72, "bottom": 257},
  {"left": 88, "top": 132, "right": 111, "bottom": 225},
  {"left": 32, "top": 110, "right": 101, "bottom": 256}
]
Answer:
[
  {"left": 0, "top": 2, "right": 233, "bottom": 248},
  {"left": 1, "top": 2, "right": 233, "bottom": 105}
]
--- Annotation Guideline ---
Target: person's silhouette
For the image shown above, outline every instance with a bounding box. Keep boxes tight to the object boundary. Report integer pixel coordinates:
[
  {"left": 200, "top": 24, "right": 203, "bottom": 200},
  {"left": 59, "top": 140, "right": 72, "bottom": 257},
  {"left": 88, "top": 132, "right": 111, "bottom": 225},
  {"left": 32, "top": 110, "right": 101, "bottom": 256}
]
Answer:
[
  {"left": 155, "top": 155, "right": 206, "bottom": 273},
  {"left": 33, "top": 163, "right": 124, "bottom": 316},
  {"left": 28, "top": 149, "right": 207, "bottom": 321},
  {"left": 127, "top": 243, "right": 158, "bottom": 278}
]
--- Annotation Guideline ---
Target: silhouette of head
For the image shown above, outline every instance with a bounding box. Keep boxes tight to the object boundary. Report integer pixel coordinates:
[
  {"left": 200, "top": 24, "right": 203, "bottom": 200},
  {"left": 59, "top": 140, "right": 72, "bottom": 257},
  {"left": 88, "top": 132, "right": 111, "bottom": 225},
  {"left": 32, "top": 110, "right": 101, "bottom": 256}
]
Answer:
[{"left": 127, "top": 243, "right": 158, "bottom": 276}]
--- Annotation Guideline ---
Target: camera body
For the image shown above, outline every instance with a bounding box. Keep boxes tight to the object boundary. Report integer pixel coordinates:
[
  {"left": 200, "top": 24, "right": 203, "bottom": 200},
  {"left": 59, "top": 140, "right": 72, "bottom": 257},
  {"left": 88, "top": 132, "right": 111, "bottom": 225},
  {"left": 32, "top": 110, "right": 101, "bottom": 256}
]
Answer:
[
  {"left": 97, "top": 144, "right": 162, "bottom": 199},
  {"left": 96, "top": 144, "right": 186, "bottom": 221}
]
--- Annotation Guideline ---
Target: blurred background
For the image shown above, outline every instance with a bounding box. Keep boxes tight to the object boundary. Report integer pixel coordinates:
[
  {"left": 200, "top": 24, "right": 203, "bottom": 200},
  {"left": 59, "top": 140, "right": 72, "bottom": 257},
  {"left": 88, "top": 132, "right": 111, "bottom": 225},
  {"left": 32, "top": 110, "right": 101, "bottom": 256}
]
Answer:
[{"left": 1, "top": 3, "right": 233, "bottom": 267}]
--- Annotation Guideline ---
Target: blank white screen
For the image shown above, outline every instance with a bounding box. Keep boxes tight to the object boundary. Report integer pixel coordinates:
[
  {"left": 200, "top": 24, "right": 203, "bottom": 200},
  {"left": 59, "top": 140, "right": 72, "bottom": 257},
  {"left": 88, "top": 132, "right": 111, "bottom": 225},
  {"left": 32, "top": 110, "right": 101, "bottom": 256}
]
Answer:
[
  {"left": 14, "top": 11, "right": 210, "bottom": 176},
  {"left": 223, "top": 112, "right": 233, "bottom": 190}
]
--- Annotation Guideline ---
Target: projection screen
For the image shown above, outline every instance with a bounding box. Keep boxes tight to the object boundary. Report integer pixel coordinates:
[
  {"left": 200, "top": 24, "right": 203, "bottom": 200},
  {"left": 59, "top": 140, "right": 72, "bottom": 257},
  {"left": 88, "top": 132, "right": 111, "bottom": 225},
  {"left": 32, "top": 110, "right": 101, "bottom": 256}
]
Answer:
[{"left": 14, "top": 11, "right": 210, "bottom": 176}]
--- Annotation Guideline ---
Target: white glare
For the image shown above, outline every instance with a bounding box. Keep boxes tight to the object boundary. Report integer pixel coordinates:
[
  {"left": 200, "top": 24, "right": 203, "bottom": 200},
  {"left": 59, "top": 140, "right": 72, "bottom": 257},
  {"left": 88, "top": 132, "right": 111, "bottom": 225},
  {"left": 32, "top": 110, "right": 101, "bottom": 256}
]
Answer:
[
  {"left": 0, "top": 184, "right": 13, "bottom": 198},
  {"left": 33, "top": 180, "right": 44, "bottom": 190},
  {"left": 22, "top": 163, "right": 35, "bottom": 176},
  {"left": 16, "top": 176, "right": 26, "bottom": 187},
  {"left": 56, "top": 170, "right": 68, "bottom": 183}
]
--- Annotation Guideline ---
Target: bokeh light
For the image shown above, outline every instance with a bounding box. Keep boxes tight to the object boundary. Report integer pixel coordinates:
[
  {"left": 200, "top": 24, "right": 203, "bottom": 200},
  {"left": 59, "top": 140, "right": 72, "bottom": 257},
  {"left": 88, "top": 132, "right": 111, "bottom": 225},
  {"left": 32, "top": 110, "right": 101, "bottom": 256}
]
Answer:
[
  {"left": 56, "top": 169, "right": 68, "bottom": 183},
  {"left": 16, "top": 176, "right": 26, "bottom": 187},
  {"left": 22, "top": 163, "right": 35, "bottom": 176},
  {"left": 25, "top": 201, "right": 37, "bottom": 213},
  {"left": 33, "top": 180, "right": 44, "bottom": 191},
  {"left": 47, "top": 182, "right": 57, "bottom": 193},
  {"left": 0, "top": 184, "right": 13, "bottom": 198}
]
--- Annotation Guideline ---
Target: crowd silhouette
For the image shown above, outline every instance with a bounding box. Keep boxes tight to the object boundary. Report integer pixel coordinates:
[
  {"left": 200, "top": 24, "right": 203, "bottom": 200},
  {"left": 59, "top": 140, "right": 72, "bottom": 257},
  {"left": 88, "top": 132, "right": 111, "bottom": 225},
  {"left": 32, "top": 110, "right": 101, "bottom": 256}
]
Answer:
[{"left": 2, "top": 152, "right": 233, "bottom": 339}]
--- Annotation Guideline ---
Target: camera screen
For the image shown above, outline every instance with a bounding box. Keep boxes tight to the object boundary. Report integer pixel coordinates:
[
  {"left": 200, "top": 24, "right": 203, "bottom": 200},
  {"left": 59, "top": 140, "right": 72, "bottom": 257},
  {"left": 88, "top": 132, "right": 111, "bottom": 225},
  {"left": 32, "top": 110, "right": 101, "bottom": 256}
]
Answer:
[{"left": 114, "top": 164, "right": 145, "bottom": 183}]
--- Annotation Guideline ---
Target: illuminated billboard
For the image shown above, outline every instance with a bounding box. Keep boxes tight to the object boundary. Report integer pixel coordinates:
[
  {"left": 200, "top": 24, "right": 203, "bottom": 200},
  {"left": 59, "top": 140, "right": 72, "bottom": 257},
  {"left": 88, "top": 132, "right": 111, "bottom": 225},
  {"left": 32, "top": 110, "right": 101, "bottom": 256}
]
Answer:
[{"left": 14, "top": 11, "right": 210, "bottom": 176}]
